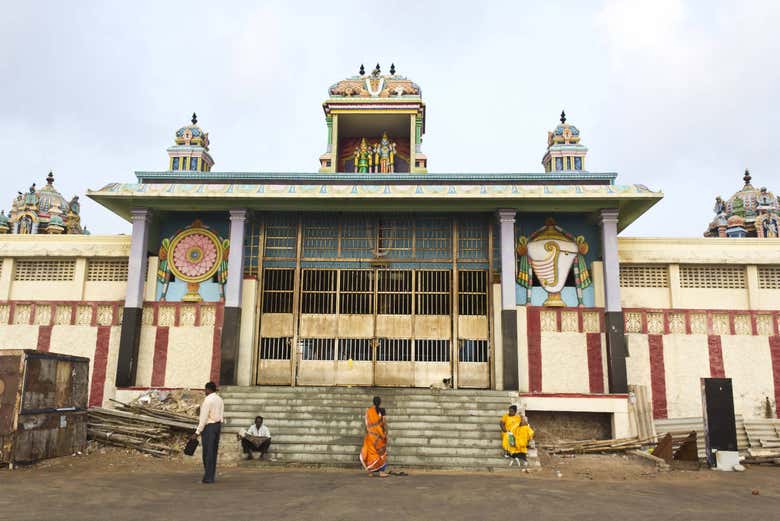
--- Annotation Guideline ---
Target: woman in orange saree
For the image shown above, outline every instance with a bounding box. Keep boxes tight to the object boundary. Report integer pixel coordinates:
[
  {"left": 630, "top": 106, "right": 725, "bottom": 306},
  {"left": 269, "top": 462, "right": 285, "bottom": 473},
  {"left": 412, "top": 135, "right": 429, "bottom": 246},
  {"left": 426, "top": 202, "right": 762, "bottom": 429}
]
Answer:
[{"left": 360, "top": 396, "right": 388, "bottom": 477}]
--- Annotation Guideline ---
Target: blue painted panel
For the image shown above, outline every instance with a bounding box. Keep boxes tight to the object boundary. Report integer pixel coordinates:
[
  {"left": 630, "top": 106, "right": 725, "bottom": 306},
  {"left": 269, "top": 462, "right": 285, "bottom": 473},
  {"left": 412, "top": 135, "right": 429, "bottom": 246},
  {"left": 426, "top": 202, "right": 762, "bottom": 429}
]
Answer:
[
  {"left": 514, "top": 213, "right": 601, "bottom": 308},
  {"left": 154, "top": 211, "right": 229, "bottom": 302}
]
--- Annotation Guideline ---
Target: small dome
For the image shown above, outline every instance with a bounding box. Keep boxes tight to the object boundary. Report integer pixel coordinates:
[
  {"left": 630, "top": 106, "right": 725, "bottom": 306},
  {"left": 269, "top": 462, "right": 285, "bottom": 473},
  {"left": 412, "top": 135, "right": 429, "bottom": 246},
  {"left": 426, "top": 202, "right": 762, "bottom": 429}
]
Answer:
[
  {"left": 49, "top": 213, "right": 64, "bottom": 226},
  {"left": 174, "top": 113, "right": 210, "bottom": 149},
  {"left": 36, "top": 173, "right": 71, "bottom": 214},
  {"left": 0, "top": 211, "right": 8, "bottom": 225},
  {"left": 548, "top": 111, "right": 581, "bottom": 145}
]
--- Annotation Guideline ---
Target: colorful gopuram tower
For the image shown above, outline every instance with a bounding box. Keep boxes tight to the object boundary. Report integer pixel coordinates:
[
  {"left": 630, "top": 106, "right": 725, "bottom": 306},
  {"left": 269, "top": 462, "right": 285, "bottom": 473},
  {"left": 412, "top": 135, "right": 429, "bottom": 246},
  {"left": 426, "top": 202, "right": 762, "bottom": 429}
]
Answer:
[{"left": 318, "top": 64, "right": 427, "bottom": 173}]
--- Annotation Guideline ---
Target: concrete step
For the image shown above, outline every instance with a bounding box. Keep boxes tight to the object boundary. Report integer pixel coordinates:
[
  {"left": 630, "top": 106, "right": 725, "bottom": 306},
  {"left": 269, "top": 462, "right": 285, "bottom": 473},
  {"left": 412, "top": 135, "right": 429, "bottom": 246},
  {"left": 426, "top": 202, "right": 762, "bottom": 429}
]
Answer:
[
  {"left": 222, "top": 386, "right": 514, "bottom": 397},
  {"left": 226, "top": 433, "right": 505, "bottom": 450},
  {"left": 222, "top": 402, "right": 507, "bottom": 414},
  {"left": 238, "top": 451, "right": 534, "bottom": 470},
  {"left": 223, "top": 396, "right": 509, "bottom": 411},
  {"left": 225, "top": 415, "right": 498, "bottom": 430},
  {"left": 224, "top": 409, "right": 501, "bottom": 426},
  {"left": 221, "top": 426, "right": 502, "bottom": 440},
  {"left": 221, "top": 393, "right": 517, "bottom": 404}
]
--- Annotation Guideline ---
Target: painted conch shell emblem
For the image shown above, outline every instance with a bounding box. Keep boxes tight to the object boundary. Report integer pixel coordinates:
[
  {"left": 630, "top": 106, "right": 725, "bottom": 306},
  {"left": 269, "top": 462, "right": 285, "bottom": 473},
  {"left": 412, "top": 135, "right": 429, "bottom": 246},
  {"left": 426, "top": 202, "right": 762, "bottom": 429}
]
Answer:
[{"left": 516, "top": 218, "right": 592, "bottom": 307}]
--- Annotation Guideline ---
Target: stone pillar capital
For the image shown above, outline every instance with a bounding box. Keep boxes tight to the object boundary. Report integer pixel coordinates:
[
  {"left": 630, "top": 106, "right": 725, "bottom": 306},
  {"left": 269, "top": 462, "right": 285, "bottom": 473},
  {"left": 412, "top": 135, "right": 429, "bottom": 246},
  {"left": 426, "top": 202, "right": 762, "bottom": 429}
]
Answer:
[
  {"left": 130, "top": 208, "right": 151, "bottom": 223},
  {"left": 599, "top": 208, "right": 620, "bottom": 225},
  {"left": 229, "top": 209, "right": 248, "bottom": 222},
  {"left": 497, "top": 209, "right": 516, "bottom": 223}
]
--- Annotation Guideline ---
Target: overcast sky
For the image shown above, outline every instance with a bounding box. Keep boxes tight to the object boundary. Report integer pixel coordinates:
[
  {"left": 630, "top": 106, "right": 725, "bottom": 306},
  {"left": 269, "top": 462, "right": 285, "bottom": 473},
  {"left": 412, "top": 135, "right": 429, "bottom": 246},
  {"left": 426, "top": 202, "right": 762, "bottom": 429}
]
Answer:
[{"left": 1, "top": 1, "right": 779, "bottom": 237}]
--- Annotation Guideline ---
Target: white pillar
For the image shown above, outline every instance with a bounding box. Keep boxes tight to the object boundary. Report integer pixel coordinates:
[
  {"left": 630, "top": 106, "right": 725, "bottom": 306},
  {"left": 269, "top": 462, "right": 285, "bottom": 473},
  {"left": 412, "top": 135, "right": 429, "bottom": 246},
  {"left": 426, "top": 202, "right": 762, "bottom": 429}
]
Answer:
[
  {"left": 125, "top": 209, "right": 151, "bottom": 308},
  {"left": 225, "top": 209, "right": 248, "bottom": 307},
  {"left": 497, "top": 209, "right": 519, "bottom": 390},
  {"left": 599, "top": 209, "right": 621, "bottom": 313},
  {"left": 498, "top": 209, "right": 517, "bottom": 310}
]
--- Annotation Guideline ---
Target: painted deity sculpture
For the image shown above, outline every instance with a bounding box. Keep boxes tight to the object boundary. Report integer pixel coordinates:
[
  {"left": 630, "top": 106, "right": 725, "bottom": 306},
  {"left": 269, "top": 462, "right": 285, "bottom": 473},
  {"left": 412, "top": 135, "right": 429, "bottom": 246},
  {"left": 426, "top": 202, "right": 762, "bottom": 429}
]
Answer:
[
  {"left": 353, "top": 138, "right": 373, "bottom": 173},
  {"left": 516, "top": 218, "right": 591, "bottom": 307},
  {"left": 373, "top": 132, "right": 396, "bottom": 173},
  {"left": 157, "top": 219, "right": 230, "bottom": 302}
]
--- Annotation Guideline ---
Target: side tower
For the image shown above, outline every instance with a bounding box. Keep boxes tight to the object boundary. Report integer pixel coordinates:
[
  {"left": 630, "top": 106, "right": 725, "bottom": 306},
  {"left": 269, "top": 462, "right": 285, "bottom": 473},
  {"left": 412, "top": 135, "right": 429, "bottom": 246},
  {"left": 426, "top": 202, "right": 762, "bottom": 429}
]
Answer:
[
  {"left": 542, "top": 111, "right": 588, "bottom": 173},
  {"left": 318, "top": 64, "right": 427, "bottom": 173},
  {"left": 167, "top": 113, "right": 214, "bottom": 172}
]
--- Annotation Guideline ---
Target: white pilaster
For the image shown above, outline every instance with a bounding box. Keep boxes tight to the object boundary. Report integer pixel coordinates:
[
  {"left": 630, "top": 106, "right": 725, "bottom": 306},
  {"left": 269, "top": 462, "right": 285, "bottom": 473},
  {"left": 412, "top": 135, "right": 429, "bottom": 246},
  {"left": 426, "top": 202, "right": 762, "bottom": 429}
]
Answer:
[
  {"left": 225, "top": 209, "right": 248, "bottom": 308},
  {"left": 599, "top": 209, "right": 621, "bottom": 312},
  {"left": 498, "top": 209, "right": 517, "bottom": 310},
  {"left": 125, "top": 209, "right": 151, "bottom": 308}
]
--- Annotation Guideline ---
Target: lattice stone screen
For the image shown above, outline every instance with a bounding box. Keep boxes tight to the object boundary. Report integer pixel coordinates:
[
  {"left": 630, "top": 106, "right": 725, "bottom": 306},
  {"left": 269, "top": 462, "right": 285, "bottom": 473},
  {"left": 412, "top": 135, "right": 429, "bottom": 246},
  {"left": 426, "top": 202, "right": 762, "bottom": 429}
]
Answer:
[
  {"left": 619, "top": 264, "right": 669, "bottom": 288},
  {"left": 679, "top": 265, "right": 746, "bottom": 289},
  {"left": 758, "top": 266, "right": 780, "bottom": 290},
  {"left": 86, "top": 259, "right": 129, "bottom": 281},
  {"left": 14, "top": 259, "right": 76, "bottom": 281}
]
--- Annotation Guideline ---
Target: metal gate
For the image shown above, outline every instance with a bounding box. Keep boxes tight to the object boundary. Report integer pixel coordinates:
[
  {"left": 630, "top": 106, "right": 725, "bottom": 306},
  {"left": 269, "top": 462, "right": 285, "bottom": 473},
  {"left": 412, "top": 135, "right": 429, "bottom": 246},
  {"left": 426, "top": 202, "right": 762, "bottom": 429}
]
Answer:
[{"left": 256, "top": 267, "right": 491, "bottom": 388}]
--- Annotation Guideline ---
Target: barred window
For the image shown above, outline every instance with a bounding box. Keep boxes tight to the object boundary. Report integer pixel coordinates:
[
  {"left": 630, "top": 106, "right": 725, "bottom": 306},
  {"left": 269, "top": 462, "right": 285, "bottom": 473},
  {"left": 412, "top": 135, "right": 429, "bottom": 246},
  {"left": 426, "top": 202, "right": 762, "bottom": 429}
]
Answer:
[
  {"left": 459, "top": 339, "right": 489, "bottom": 363},
  {"left": 14, "top": 259, "right": 75, "bottom": 281},
  {"left": 300, "top": 338, "right": 335, "bottom": 361},
  {"left": 301, "top": 269, "right": 337, "bottom": 314},
  {"left": 416, "top": 270, "right": 451, "bottom": 315},
  {"left": 758, "top": 266, "right": 780, "bottom": 290},
  {"left": 415, "top": 339, "right": 450, "bottom": 362},
  {"left": 302, "top": 215, "right": 338, "bottom": 258},
  {"left": 377, "top": 217, "right": 412, "bottom": 258},
  {"left": 263, "top": 215, "right": 297, "bottom": 259},
  {"left": 459, "top": 270, "right": 488, "bottom": 315},
  {"left": 243, "top": 219, "right": 262, "bottom": 277},
  {"left": 619, "top": 264, "right": 669, "bottom": 288},
  {"left": 376, "top": 338, "right": 411, "bottom": 361},
  {"left": 680, "top": 265, "right": 746, "bottom": 289},
  {"left": 416, "top": 217, "right": 451, "bottom": 258},
  {"left": 259, "top": 337, "right": 291, "bottom": 360},
  {"left": 377, "top": 270, "right": 412, "bottom": 314},
  {"left": 339, "top": 270, "right": 373, "bottom": 314},
  {"left": 87, "top": 259, "right": 128, "bottom": 282},
  {"left": 338, "top": 338, "right": 372, "bottom": 361},
  {"left": 458, "top": 217, "right": 489, "bottom": 260},
  {"left": 341, "top": 216, "right": 375, "bottom": 258},
  {"left": 262, "top": 269, "right": 294, "bottom": 313}
]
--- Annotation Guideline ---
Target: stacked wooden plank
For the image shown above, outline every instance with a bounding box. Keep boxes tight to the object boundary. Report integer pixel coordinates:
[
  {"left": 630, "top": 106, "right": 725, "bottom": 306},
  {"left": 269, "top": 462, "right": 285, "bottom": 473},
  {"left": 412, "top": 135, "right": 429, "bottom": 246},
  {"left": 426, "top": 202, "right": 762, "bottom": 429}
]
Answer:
[
  {"left": 544, "top": 436, "right": 657, "bottom": 455},
  {"left": 743, "top": 419, "right": 780, "bottom": 465},
  {"left": 87, "top": 401, "right": 197, "bottom": 457}
]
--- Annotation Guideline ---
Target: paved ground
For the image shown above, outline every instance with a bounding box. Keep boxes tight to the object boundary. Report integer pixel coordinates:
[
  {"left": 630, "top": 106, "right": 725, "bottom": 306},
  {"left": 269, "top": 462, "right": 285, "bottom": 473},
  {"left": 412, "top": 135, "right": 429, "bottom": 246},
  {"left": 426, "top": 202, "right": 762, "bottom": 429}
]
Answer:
[{"left": 1, "top": 454, "right": 779, "bottom": 521}]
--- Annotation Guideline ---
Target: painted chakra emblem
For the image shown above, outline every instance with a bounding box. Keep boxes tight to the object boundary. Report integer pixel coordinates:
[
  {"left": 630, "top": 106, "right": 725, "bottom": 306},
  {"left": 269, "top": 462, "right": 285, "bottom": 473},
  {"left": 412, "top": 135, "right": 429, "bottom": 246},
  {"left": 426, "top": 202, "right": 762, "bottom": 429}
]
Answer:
[{"left": 168, "top": 227, "right": 222, "bottom": 282}]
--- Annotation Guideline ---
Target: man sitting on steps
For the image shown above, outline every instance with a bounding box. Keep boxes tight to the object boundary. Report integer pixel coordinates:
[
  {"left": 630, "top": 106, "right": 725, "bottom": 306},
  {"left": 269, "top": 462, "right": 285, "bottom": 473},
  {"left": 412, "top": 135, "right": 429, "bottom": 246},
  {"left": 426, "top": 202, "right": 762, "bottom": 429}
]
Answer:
[{"left": 239, "top": 415, "right": 272, "bottom": 460}]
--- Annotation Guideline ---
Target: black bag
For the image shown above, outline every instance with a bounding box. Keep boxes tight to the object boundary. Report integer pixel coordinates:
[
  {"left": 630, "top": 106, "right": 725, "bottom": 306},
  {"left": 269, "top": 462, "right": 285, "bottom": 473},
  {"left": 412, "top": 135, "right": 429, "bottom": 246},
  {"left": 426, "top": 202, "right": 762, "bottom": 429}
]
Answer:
[{"left": 184, "top": 437, "right": 199, "bottom": 456}]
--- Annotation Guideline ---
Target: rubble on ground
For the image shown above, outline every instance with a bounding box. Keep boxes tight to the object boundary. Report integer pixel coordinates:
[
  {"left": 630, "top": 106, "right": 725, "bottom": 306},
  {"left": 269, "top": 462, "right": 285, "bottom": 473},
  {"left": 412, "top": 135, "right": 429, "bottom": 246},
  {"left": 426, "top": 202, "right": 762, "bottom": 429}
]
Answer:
[{"left": 87, "top": 391, "right": 200, "bottom": 457}]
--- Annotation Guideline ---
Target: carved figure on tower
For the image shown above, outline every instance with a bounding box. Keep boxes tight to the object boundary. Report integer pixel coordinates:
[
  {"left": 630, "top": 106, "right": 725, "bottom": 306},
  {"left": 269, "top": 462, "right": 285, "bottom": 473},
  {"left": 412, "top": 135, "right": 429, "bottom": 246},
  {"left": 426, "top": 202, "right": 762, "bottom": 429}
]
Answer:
[
  {"left": 373, "top": 132, "right": 396, "bottom": 173},
  {"left": 354, "top": 138, "right": 373, "bottom": 173}
]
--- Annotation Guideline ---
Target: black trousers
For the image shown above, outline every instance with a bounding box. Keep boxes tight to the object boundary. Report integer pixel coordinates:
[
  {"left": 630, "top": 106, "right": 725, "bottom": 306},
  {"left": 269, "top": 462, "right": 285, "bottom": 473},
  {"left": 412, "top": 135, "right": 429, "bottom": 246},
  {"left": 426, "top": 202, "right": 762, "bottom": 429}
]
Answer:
[
  {"left": 241, "top": 437, "right": 272, "bottom": 455},
  {"left": 201, "top": 422, "right": 221, "bottom": 483}
]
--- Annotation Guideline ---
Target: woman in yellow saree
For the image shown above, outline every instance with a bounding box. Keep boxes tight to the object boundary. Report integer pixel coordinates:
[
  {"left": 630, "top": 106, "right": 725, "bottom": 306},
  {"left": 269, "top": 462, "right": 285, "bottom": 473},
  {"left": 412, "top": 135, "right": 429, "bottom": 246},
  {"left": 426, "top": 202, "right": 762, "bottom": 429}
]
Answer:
[{"left": 360, "top": 396, "right": 388, "bottom": 477}]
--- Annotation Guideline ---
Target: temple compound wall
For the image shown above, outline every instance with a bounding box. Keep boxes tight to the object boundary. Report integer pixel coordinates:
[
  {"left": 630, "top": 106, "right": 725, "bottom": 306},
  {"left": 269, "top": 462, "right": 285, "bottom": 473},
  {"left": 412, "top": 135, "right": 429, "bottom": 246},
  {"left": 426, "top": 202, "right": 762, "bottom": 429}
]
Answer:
[{"left": 0, "top": 234, "right": 778, "bottom": 423}]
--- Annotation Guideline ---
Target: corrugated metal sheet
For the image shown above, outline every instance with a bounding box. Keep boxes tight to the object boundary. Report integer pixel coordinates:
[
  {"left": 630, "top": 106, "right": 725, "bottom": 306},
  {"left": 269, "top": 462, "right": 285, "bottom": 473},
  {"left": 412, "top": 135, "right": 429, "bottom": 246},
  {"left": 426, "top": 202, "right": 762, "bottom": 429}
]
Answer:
[
  {"left": 0, "top": 350, "right": 89, "bottom": 466},
  {"left": 654, "top": 416, "right": 749, "bottom": 459}
]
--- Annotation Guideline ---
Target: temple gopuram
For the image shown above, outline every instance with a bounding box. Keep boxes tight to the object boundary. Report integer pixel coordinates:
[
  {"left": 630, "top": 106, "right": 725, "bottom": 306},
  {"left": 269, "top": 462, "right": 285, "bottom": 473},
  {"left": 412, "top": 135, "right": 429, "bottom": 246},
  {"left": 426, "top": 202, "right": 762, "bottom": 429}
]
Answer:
[{"left": 0, "top": 66, "right": 778, "bottom": 462}]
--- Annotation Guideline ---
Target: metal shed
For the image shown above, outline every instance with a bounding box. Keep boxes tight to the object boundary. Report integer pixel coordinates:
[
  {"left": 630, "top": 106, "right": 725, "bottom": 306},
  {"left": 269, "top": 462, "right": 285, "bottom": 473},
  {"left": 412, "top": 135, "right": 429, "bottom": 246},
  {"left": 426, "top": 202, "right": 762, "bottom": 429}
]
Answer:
[{"left": 0, "top": 350, "right": 89, "bottom": 467}]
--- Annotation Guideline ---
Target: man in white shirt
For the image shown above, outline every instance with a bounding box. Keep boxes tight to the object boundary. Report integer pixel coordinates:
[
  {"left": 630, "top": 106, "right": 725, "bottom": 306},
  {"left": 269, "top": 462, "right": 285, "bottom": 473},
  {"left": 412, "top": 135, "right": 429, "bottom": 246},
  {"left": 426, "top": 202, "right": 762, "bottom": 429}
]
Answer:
[
  {"left": 240, "top": 415, "right": 272, "bottom": 460},
  {"left": 191, "top": 381, "right": 224, "bottom": 483}
]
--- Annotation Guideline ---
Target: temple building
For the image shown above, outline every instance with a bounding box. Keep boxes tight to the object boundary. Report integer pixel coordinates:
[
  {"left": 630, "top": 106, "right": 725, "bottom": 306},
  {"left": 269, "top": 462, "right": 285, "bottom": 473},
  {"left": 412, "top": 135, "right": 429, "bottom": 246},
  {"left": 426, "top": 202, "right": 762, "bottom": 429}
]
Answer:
[
  {"left": 0, "top": 172, "right": 87, "bottom": 235},
  {"left": 704, "top": 169, "right": 779, "bottom": 238},
  {"left": 0, "top": 66, "right": 779, "bottom": 444}
]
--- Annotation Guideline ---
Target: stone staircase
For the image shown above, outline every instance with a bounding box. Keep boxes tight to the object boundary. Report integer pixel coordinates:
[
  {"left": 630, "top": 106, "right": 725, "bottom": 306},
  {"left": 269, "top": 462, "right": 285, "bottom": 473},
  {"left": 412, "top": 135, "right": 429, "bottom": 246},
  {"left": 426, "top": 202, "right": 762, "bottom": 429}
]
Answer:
[{"left": 220, "top": 386, "right": 538, "bottom": 471}]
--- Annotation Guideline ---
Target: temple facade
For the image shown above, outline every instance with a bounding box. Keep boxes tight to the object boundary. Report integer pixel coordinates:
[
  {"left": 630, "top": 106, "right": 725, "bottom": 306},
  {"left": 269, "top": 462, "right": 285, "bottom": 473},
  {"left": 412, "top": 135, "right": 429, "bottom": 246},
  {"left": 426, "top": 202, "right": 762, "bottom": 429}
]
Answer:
[{"left": 0, "top": 66, "right": 779, "bottom": 436}]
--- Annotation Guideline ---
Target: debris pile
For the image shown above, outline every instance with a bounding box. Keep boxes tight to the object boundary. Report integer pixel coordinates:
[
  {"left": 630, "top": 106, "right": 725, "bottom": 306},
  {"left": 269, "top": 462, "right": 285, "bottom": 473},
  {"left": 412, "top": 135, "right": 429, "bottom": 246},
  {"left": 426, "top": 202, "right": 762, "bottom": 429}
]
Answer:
[
  {"left": 544, "top": 436, "right": 657, "bottom": 455},
  {"left": 87, "top": 391, "right": 200, "bottom": 457}
]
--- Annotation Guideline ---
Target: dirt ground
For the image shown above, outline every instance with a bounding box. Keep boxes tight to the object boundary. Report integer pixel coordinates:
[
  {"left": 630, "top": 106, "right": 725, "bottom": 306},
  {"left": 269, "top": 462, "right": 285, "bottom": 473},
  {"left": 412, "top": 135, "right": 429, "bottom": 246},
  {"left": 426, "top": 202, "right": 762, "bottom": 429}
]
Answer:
[{"left": 1, "top": 450, "right": 779, "bottom": 521}]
